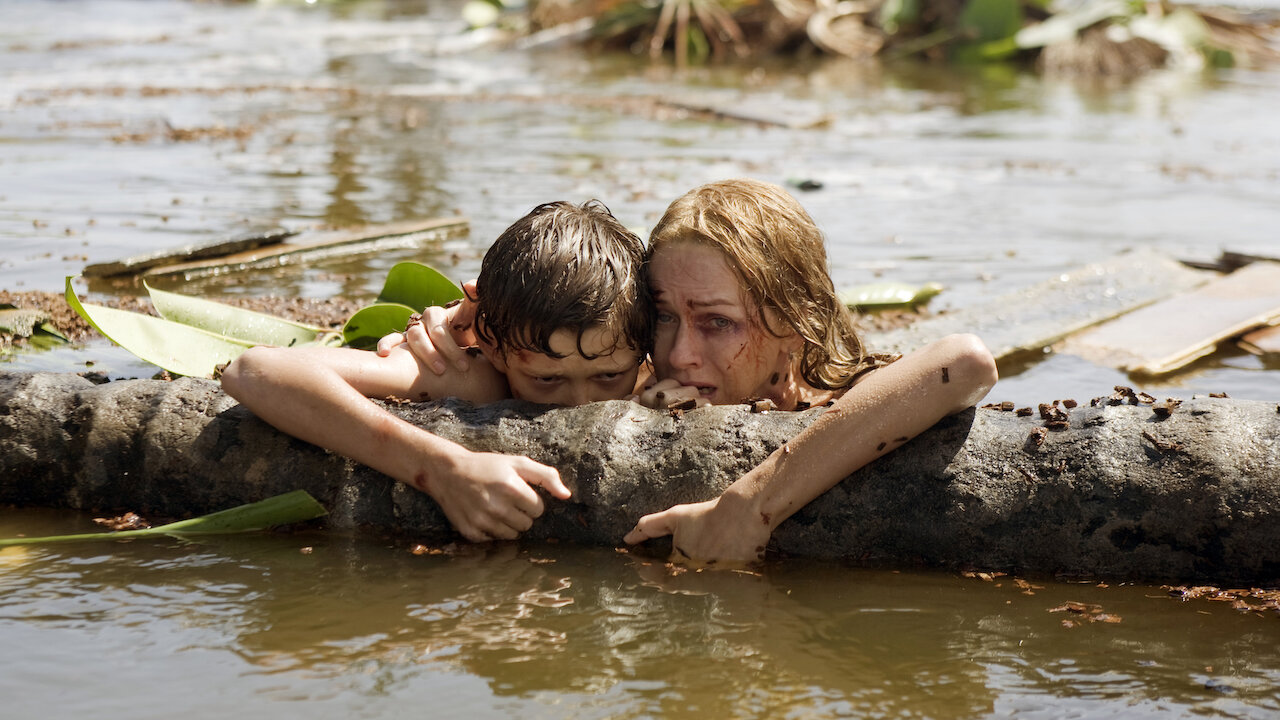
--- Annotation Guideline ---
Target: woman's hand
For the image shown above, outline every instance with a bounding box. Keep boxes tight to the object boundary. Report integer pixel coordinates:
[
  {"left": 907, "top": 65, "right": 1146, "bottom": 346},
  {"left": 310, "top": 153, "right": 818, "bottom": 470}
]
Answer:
[
  {"left": 418, "top": 448, "right": 572, "bottom": 543},
  {"left": 377, "top": 280, "right": 480, "bottom": 374},
  {"left": 635, "top": 378, "right": 711, "bottom": 409},
  {"left": 623, "top": 494, "right": 769, "bottom": 567}
]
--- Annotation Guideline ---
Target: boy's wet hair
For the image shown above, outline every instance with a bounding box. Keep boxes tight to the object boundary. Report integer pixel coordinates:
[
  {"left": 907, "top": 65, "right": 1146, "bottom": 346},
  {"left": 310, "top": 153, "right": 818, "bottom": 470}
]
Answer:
[{"left": 475, "top": 200, "right": 652, "bottom": 361}]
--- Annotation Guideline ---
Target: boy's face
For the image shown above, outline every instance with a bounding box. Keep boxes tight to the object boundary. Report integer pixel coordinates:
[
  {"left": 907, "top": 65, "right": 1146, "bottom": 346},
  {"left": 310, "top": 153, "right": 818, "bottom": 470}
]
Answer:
[{"left": 488, "top": 326, "right": 642, "bottom": 406}]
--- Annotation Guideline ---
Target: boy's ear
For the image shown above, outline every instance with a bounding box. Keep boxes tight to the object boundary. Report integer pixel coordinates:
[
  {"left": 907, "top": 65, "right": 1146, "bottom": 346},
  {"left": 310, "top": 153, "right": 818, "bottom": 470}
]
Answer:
[
  {"left": 486, "top": 347, "right": 508, "bottom": 373},
  {"left": 463, "top": 279, "right": 479, "bottom": 301}
]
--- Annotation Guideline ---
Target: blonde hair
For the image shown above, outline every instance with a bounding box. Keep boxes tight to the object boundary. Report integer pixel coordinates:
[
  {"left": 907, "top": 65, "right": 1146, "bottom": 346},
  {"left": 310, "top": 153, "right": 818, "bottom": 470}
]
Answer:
[{"left": 648, "top": 179, "right": 876, "bottom": 391}]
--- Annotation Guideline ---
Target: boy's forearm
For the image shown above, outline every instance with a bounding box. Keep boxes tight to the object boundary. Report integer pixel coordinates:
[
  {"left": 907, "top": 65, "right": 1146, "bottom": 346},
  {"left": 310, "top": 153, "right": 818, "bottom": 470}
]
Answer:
[{"left": 220, "top": 348, "right": 461, "bottom": 489}]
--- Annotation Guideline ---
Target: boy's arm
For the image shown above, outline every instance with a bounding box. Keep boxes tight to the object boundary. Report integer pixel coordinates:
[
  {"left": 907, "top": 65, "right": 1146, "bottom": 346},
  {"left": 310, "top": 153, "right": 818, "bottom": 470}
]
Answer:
[{"left": 220, "top": 345, "right": 571, "bottom": 541}]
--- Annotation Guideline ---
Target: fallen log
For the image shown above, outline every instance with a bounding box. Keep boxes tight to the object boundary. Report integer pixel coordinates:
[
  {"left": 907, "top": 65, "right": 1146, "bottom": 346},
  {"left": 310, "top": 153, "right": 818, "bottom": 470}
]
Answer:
[{"left": 1, "top": 370, "right": 1277, "bottom": 584}]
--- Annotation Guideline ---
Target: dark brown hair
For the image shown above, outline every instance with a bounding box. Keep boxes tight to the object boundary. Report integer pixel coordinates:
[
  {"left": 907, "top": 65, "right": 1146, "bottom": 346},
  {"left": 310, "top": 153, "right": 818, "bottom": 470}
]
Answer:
[{"left": 476, "top": 200, "right": 651, "bottom": 360}]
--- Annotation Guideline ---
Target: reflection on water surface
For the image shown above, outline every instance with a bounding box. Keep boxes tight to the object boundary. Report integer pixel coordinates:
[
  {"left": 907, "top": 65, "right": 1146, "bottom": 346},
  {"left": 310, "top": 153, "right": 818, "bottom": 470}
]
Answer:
[
  {"left": 2, "top": 510, "right": 1277, "bottom": 718},
  {"left": 2, "top": 1, "right": 1279, "bottom": 715}
]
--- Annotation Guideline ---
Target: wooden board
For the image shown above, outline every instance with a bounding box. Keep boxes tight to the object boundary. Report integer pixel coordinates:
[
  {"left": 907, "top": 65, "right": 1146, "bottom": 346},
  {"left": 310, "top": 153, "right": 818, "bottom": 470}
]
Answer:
[
  {"left": 867, "top": 246, "right": 1212, "bottom": 360},
  {"left": 1239, "top": 323, "right": 1280, "bottom": 356},
  {"left": 1058, "top": 261, "right": 1280, "bottom": 375},
  {"left": 141, "top": 217, "right": 469, "bottom": 281},
  {"left": 82, "top": 228, "right": 294, "bottom": 277}
]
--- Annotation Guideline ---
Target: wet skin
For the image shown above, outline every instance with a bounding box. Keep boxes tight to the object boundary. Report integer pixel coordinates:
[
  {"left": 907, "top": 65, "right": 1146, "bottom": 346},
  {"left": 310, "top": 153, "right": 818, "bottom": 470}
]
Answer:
[{"left": 648, "top": 242, "right": 803, "bottom": 408}]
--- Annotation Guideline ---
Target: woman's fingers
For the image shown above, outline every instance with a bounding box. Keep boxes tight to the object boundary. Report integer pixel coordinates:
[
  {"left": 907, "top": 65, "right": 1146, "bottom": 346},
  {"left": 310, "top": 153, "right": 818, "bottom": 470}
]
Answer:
[
  {"left": 401, "top": 306, "right": 459, "bottom": 374},
  {"left": 376, "top": 332, "right": 406, "bottom": 357},
  {"left": 623, "top": 509, "right": 677, "bottom": 545},
  {"left": 638, "top": 379, "right": 706, "bottom": 409}
]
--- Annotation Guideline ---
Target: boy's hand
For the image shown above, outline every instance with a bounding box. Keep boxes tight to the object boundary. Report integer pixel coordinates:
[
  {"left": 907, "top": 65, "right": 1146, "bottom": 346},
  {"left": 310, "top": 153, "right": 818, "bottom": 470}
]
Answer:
[
  {"left": 376, "top": 280, "right": 480, "bottom": 375},
  {"left": 636, "top": 378, "right": 711, "bottom": 409},
  {"left": 419, "top": 449, "right": 572, "bottom": 542}
]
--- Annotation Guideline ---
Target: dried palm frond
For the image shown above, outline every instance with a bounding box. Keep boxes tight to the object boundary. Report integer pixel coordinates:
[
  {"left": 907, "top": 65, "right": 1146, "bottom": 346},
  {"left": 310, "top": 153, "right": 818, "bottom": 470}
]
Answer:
[{"left": 649, "top": 0, "right": 752, "bottom": 66}]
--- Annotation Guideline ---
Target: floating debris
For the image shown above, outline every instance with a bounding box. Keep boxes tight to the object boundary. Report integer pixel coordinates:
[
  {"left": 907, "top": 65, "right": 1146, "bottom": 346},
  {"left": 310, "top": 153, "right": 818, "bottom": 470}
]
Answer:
[{"left": 92, "top": 511, "right": 151, "bottom": 531}]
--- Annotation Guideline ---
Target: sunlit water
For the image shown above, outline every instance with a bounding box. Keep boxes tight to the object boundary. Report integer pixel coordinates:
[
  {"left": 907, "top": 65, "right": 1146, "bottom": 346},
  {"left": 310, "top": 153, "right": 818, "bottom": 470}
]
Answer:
[
  {"left": 2, "top": 509, "right": 1278, "bottom": 719},
  {"left": 1, "top": 1, "right": 1278, "bottom": 716}
]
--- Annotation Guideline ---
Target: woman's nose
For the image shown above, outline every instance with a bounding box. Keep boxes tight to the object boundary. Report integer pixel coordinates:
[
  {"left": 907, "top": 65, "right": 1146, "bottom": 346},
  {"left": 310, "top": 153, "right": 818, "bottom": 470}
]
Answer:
[{"left": 668, "top": 323, "right": 701, "bottom": 369}]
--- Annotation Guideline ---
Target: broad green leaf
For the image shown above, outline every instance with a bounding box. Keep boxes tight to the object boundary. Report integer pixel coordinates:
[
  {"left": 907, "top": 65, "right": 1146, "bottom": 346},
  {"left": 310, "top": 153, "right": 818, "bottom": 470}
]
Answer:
[
  {"left": 376, "top": 262, "right": 464, "bottom": 311},
  {"left": 66, "top": 276, "right": 254, "bottom": 378},
  {"left": 26, "top": 322, "right": 69, "bottom": 351},
  {"left": 959, "top": 0, "right": 1024, "bottom": 44},
  {"left": 840, "top": 282, "right": 944, "bottom": 310},
  {"left": 342, "top": 302, "right": 418, "bottom": 350},
  {"left": 0, "top": 490, "right": 327, "bottom": 547},
  {"left": 147, "top": 283, "right": 339, "bottom": 348}
]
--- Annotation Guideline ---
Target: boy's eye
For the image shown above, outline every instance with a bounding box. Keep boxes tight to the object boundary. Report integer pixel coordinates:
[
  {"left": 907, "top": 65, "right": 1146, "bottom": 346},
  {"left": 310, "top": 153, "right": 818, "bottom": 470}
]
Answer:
[
  {"left": 531, "top": 375, "right": 563, "bottom": 385},
  {"left": 656, "top": 311, "right": 676, "bottom": 324},
  {"left": 594, "top": 372, "right": 623, "bottom": 382}
]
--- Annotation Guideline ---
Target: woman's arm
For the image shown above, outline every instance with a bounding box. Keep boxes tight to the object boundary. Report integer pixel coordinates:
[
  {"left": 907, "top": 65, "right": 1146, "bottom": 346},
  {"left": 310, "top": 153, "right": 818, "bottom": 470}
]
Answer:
[
  {"left": 623, "top": 334, "right": 998, "bottom": 564},
  {"left": 221, "top": 345, "right": 571, "bottom": 541}
]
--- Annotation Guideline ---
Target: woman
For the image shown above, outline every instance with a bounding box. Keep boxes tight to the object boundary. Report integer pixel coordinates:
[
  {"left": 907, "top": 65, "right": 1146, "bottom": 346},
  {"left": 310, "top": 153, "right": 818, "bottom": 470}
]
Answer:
[
  {"left": 386, "top": 179, "right": 998, "bottom": 564},
  {"left": 620, "top": 179, "right": 996, "bottom": 563}
]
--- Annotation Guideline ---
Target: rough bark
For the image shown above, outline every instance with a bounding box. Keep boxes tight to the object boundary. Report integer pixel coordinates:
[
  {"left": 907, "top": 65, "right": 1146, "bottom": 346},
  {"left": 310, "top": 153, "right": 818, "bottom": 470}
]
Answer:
[{"left": 1, "top": 370, "right": 1278, "bottom": 584}]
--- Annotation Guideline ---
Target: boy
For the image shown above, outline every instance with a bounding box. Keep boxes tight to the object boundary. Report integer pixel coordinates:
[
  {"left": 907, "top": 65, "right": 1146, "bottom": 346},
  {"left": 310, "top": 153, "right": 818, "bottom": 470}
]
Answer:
[{"left": 221, "top": 200, "right": 651, "bottom": 543}]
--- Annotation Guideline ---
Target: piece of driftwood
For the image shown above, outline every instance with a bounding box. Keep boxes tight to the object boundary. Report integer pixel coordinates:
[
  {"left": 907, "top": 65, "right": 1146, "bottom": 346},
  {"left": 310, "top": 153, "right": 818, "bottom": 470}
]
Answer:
[
  {"left": 868, "top": 246, "right": 1211, "bottom": 359},
  {"left": 82, "top": 228, "right": 295, "bottom": 278},
  {"left": 139, "top": 217, "right": 470, "bottom": 281},
  {"left": 1058, "top": 261, "right": 1280, "bottom": 375},
  {"left": 1240, "top": 324, "right": 1280, "bottom": 357},
  {"left": 2, "top": 371, "right": 1277, "bottom": 584}
]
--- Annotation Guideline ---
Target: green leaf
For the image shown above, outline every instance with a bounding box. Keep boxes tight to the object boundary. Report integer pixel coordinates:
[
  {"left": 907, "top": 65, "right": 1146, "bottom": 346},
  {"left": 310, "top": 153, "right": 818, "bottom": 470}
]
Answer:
[
  {"left": 147, "top": 283, "right": 339, "bottom": 348},
  {"left": 376, "top": 262, "right": 464, "bottom": 310},
  {"left": 839, "top": 282, "right": 944, "bottom": 310},
  {"left": 342, "top": 302, "right": 418, "bottom": 350},
  {"left": 66, "top": 276, "right": 255, "bottom": 378},
  {"left": 958, "top": 0, "right": 1024, "bottom": 44},
  {"left": 0, "top": 490, "right": 327, "bottom": 547}
]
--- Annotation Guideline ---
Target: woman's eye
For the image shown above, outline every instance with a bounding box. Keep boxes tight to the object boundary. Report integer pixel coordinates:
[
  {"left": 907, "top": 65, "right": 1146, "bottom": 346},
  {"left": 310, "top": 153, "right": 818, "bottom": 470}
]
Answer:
[
  {"left": 709, "top": 317, "right": 734, "bottom": 330},
  {"left": 656, "top": 311, "right": 676, "bottom": 324},
  {"left": 595, "top": 372, "right": 622, "bottom": 382},
  {"left": 533, "top": 376, "right": 562, "bottom": 385}
]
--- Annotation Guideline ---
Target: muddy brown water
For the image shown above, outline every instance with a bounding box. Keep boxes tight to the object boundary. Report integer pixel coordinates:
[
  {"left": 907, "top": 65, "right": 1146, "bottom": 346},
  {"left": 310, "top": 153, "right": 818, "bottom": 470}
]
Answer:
[{"left": 2, "top": 1, "right": 1279, "bottom": 716}]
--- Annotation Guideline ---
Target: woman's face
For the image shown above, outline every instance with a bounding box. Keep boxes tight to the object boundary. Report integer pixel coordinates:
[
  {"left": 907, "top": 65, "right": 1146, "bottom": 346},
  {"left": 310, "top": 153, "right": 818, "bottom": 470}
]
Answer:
[{"left": 649, "top": 242, "right": 799, "bottom": 406}]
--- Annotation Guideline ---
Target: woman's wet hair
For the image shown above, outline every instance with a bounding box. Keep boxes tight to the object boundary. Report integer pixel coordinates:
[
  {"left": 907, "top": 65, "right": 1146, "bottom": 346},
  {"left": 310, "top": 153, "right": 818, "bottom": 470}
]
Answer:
[
  {"left": 647, "top": 178, "right": 877, "bottom": 390},
  {"left": 475, "top": 200, "right": 652, "bottom": 361}
]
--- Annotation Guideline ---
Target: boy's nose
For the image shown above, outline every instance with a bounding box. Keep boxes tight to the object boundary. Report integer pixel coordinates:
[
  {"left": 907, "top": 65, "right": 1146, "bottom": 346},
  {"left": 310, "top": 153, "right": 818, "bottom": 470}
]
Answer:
[{"left": 568, "top": 384, "right": 593, "bottom": 407}]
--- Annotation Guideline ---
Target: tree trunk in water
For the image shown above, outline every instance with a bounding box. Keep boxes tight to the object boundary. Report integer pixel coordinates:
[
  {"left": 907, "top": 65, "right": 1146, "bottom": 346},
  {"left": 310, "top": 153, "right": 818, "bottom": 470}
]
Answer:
[{"left": 1, "top": 371, "right": 1277, "bottom": 584}]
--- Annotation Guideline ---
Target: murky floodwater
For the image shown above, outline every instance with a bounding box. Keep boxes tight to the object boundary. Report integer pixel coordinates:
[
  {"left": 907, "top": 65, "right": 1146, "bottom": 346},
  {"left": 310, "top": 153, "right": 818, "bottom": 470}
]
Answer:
[
  {"left": 3, "top": 509, "right": 1279, "bottom": 720},
  {"left": 1, "top": 1, "right": 1278, "bottom": 716}
]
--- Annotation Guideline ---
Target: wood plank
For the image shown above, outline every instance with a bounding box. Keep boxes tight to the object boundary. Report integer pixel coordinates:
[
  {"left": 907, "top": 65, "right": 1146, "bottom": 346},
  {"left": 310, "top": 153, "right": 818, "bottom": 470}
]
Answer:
[
  {"left": 1058, "top": 261, "right": 1280, "bottom": 375},
  {"left": 141, "top": 217, "right": 469, "bottom": 281},
  {"left": 866, "top": 246, "right": 1212, "bottom": 359},
  {"left": 82, "top": 228, "right": 294, "bottom": 277},
  {"left": 1239, "top": 323, "right": 1280, "bottom": 356}
]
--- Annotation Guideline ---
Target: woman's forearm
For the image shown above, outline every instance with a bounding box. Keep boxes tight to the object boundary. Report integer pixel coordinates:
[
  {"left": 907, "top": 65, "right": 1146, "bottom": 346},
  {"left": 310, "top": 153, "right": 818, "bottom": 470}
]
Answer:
[{"left": 726, "top": 333, "right": 998, "bottom": 532}]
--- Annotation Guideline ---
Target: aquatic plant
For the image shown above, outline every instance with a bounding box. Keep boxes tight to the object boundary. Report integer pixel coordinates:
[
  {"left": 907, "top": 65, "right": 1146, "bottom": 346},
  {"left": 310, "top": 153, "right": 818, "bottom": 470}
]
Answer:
[
  {"left": 510, "top": 0, "right": 1277, "bottom": 74},
  {"left": 65, "top": 262, "right": 463, "bottom": 378},
  {"left": 0, "top": 490, "right": 327, "bottom": 547}
]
